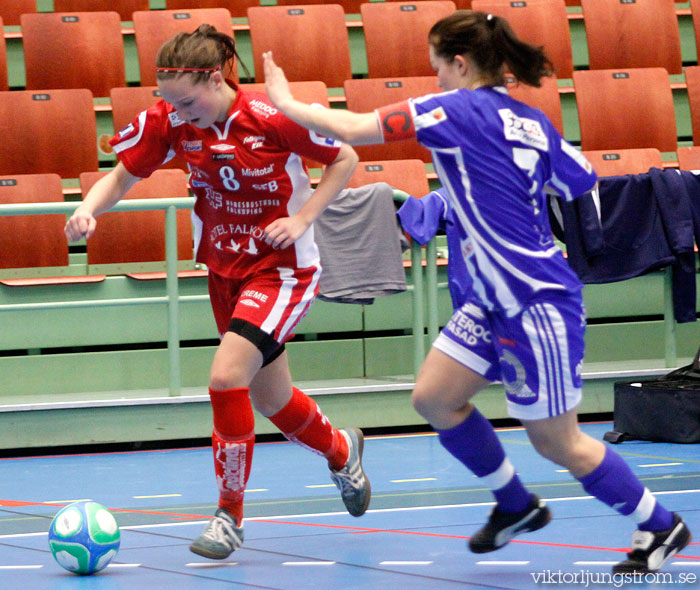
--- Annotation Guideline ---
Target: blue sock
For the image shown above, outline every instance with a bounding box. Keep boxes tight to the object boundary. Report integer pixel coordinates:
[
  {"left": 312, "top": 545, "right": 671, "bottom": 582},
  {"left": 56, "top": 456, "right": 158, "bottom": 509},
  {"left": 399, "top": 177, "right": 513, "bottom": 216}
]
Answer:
[
  {"left": 437, "top": 408, "right": 532, "bottom": 513},
  {"left": 578, "top": 446, "right": 674, "bottom": 532}
]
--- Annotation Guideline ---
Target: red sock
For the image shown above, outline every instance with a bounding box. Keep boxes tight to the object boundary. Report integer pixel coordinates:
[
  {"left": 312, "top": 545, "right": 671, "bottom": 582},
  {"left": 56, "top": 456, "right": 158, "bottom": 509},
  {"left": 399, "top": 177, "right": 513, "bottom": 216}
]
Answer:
[
  {"left": 268, "top": 387, "right": 348, "bottom": 470},
  {"left": 209, "top": 387, "right": 255, "bottom": 523}
]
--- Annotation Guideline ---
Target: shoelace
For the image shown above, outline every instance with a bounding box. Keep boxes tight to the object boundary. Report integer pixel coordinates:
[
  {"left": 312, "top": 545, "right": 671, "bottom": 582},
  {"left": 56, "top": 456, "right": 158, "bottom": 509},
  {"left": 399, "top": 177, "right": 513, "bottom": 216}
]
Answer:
[
  {"left": 203, "top": 516, "right": 237, "bottom": 546},
  {"left": 332, "top": 466, "right": 363, "bottom": 492}
]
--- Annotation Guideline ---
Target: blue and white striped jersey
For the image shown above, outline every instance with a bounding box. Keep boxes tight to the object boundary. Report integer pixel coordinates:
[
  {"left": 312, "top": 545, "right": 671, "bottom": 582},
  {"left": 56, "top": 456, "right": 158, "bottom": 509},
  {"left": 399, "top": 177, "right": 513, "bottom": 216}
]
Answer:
[{"left": 377, "top": 86, "right": 597, "bottom": 316}]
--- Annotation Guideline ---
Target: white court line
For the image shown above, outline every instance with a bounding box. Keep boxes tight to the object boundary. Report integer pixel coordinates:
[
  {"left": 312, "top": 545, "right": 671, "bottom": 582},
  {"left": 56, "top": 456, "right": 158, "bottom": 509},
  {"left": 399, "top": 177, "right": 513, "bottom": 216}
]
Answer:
[
  {"left": 186, "top": 562, "right": 238, "bottom": 568},
  {"left": 0, "top": 532, "right": 47, "bottom": 539},
  {"left": 107, "top": 563, "right": 141, "bottom": 568},
  {"left": 574, "top": 561, "right": 618, "bottom": 565},
  {"left": 391, "top": 478, "right": 437, "bottom": 483},
  {"left": 4, "top": 489, "right": 700, "bottom": 539},
  {"left": 672, "top": 562, "right": 700, "bottom": 566},
  {"left": 43, "top": 499, "right": 91, "bottom": 504},
  {"left": 477, "top": 561, "right": 530, "bottom": 566},
  {"left": 282, "top": 561, "right": 335, "bottom": 566},
  {"left": 640, "top": 463, "right": 683, "bottom": 468},
  {"left": 133, "top": 494, "right": 181, "bottom": 499},
  {"left": 305, "top": 484, "right": 336, "bottom": 489},
  {"left": 0, "top": 565, "right": 43, "bottom": 570},
  {"left": 380, "top": 561, "right": 433, "bottom": 566}
]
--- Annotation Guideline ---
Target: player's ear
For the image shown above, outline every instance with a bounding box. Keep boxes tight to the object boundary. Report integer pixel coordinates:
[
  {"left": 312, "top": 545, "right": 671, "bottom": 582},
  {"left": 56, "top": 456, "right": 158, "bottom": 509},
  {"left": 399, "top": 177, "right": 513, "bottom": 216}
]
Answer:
[
  {"left": 210, "top": 70, "right": 224, "bottom": 88},
  {"left": 454, "top": 54, "right": 469, "bottom": 76}
]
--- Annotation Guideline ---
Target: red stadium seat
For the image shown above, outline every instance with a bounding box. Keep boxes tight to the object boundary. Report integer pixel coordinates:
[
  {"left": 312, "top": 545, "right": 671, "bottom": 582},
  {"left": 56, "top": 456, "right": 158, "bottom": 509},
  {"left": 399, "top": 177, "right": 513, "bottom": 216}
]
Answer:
[
  {"left": 573, "top": 68, "right": 677, "bottom": 152},
  {"left": 347, "top": 159, "right": 430, "bottom": 198},
  {"left": 53, "top": 0, "right": 148, "bottom": 21},
  {"left": 505, "top": 75, "right": 564, "bottom": 136},
  {"left": 0, "top": 0, "right": 36, "bottom": 26},
  {"left": 165, "top": 0, "right": 258, "bottom": 19},
  {"left": 0, "top": 89, "right": 98, "bottom": 178},
  {"left": 582, "top": 149, "right": 663, "bottom": 177},
  {"left": 276, "top": 0, "right": 363, "bottom": 14},
  {"left": 0, "top": 18, "right": 7, "bottom": 92},
  {"left": 21, "top": 12, "right": 126, "bottom": 97},
  {"left": 361, "top": 1, "right": 457, "bottom": 78},
  {"left": 471, "top": 0, "right": 573, "bottom": 79},
  {"left": 677, "top": 146, "right": 700, "bottom": 171},
  {"left": 683, "top": 66, "right": 700, "bottom": 145},
  {"left": 580, "top": 0, "right": 682, "bottom": 74},
  {"left": 0, "top": 174, "right": 68, "bottom": 271},
  {"left": 132, "top": 9, "right": 235, "bottom": 87},
  {"left": 80, "top": 169, "right": 193, "bottom": 269},
  {"left": 344, "top": 76, "right": 441, "bottom": 163},
  {"left": 248, "top": 5, "right": 352, "bottom": 87}
]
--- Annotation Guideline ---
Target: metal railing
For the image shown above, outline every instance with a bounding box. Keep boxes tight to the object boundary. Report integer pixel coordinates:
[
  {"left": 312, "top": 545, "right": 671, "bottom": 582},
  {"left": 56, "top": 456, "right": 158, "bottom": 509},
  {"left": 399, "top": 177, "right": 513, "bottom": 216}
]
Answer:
[{"left": 0, "top": 197, "right": 679, "bottom": 398}]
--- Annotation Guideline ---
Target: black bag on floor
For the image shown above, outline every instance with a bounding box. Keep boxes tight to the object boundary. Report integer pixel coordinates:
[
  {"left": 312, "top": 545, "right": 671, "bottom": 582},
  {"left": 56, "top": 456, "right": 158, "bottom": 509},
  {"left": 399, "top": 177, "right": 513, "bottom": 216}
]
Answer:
[{"left": 604, "top": 351, "right": 700, "bottom": 444}]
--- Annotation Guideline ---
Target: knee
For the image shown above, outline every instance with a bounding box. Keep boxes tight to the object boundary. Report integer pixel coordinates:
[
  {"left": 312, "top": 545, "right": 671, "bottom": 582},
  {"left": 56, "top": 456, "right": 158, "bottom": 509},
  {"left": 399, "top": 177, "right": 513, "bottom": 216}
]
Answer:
[
  {"left": 209, "top": 365, "right": 250, "bottom": 391},
  {"left": 411, "top": 384, "right": 435, "bottom": 421},
  {"left": 530, "top": 432, "right": 599, "bottom": 473}
]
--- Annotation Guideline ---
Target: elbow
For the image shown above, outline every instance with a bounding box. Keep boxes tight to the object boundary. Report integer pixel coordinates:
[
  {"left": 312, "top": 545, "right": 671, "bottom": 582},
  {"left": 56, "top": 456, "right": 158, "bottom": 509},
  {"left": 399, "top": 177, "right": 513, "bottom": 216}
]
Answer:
[{"left": 333, "top": 120, "right": 369, "bottom": 145}]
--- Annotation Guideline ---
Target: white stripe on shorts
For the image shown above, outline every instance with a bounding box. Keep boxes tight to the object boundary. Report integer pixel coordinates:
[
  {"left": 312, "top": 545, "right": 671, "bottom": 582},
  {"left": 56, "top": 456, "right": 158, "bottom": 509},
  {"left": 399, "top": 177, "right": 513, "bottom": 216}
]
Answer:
[
  {"left": 278, "top": 266, "right": 321, "bottom": 342},
  {"left": 261, "top": 267, "right": 297, "bottom": 335},
  {"left": 521, "top": 302, "right": 575, "bottom": 418}
]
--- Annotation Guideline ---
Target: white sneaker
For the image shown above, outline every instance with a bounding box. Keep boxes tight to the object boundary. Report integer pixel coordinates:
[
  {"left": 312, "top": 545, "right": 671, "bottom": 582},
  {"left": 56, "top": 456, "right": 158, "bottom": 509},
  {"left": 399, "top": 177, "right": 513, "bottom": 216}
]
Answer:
[
  {"left": 189, "top": 508, "right": 244, "bottom": 559},
  {"left": 329, "top": 428, "right": 371, "bottom": 517}
]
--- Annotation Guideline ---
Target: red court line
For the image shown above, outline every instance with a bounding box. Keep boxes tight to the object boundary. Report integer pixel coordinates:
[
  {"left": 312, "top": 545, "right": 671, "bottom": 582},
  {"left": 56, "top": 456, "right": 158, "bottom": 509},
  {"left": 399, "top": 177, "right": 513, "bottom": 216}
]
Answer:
[
  {"left": 253, "top": 518, "right": 700, "bottom": 559},
  {"left": 0, "top": 498, "right": 210, "bottom": 520},
  {"left": 6, "top": 497, "right": 698, "bottom": 561}
]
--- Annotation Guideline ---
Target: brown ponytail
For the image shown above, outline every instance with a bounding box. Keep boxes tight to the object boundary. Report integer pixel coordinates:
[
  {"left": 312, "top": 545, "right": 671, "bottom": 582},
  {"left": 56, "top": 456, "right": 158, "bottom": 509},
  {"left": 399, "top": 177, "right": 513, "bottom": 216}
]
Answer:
[
  {"left": 155, "top": 24, "right": 251, "bottom": 84},
  {"left": 429, "top": 11, "right": 553, "bottom": 87}
]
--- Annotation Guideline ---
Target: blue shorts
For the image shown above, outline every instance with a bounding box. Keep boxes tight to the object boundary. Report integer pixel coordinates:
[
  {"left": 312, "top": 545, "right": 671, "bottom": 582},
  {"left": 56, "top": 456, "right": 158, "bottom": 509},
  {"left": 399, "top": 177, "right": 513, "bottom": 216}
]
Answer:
[{"left": 433, "top": 293, "right": 586, "bottom": 420}]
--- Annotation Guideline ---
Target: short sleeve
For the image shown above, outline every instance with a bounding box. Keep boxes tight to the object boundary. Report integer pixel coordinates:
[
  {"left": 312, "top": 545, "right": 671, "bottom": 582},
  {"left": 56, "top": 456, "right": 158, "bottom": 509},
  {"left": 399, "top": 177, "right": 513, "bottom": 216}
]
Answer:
[{"left": 110, "top": 104, "right": 174, "bottom": 178}]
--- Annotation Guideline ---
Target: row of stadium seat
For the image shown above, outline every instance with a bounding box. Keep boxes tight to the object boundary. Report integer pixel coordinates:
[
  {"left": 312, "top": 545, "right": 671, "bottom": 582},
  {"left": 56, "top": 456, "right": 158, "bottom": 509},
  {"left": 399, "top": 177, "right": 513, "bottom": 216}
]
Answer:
[
  {"left": 0, "top": 0, "right": 590, "bottom": 24},
  {"left": 0, "top": 159, "right": 431, "bottom": 281},
  {"left": 5, "top": 146, "right": 700, "bottom": 283},
  {"left": 2, "top": 0, "right": 700, "bottom": 95},
  {"left": 1, "top": 65, "right": 700, "bottom": 181}
]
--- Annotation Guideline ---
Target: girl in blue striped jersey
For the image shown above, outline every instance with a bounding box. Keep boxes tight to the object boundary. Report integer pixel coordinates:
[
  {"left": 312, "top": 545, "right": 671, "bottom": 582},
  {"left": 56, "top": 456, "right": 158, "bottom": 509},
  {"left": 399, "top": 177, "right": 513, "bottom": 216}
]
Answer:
[{"left": 263, "top": 10, "right": 691, "bottom": 573}]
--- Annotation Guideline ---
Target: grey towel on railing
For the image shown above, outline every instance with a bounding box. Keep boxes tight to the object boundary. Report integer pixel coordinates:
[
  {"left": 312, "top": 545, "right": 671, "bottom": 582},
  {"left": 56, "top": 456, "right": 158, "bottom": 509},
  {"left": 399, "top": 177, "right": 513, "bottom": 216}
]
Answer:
[{"left": 314, "top": 182, "right": 408, "bottom": 304}]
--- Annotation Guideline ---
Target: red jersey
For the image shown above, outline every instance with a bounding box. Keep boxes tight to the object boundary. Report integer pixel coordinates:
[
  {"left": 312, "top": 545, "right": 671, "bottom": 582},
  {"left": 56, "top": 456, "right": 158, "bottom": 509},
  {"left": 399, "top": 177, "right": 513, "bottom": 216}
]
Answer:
[{"left": 110, "top": 85, "right": 341, "bottom": 279}]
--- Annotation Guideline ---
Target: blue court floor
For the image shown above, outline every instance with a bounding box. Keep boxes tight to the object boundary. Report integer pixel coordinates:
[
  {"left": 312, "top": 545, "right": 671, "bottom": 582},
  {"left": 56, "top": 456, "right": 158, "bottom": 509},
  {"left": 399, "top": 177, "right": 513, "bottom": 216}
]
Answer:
[{"left": 1, "top": 421, "right": 698, "bottom": 589}]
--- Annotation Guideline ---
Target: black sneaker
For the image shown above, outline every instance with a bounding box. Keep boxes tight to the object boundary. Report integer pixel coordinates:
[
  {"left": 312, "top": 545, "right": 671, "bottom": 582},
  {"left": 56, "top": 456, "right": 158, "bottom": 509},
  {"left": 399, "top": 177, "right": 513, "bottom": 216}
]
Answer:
[
  {"left": 468, "top": 494, "right": 551, "bottom": 553},
  {"left": 613, "top": 513, "right": 692, "bottom": 574}
]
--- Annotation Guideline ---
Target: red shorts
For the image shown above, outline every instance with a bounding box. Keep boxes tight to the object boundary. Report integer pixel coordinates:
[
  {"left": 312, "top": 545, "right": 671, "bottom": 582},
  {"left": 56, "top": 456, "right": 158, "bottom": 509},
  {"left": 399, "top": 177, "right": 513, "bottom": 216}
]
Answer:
[{"left": 208, "top": 265, "right": 321, "bottom": 351}]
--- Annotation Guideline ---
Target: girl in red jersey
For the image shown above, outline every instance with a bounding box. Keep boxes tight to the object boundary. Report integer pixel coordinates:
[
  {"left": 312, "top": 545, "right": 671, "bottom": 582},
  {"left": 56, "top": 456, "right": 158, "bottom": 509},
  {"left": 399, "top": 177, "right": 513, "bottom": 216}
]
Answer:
[{"left": 64, "top": 25, "right": 369, "bottom": 560}]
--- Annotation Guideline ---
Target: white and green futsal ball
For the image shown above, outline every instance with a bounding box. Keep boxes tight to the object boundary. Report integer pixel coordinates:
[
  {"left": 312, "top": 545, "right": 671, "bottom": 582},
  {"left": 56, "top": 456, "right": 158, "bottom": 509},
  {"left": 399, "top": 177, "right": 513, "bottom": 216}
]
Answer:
[{"left": 48, "top": 501, "right": 120, "bottom": 575}]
